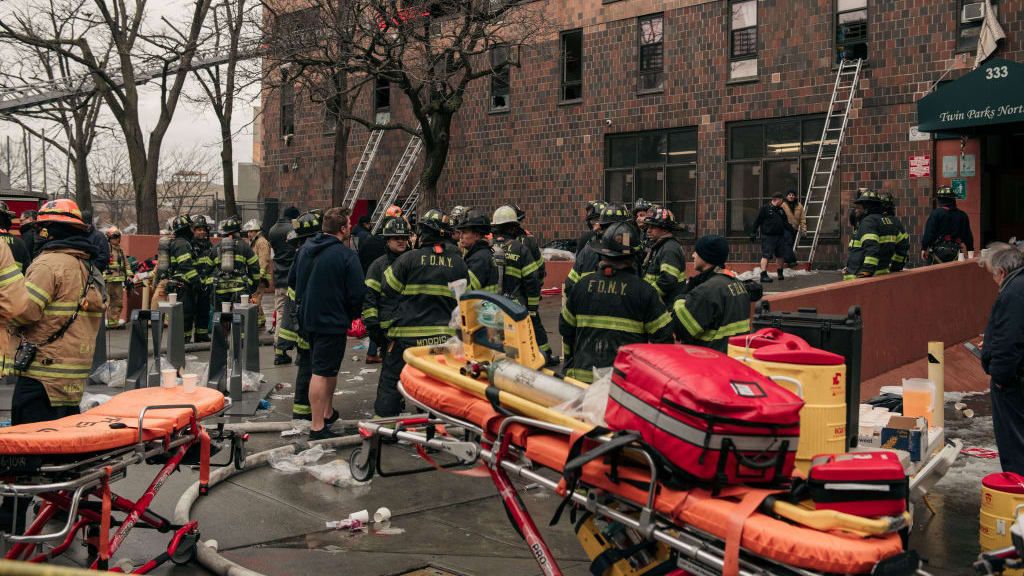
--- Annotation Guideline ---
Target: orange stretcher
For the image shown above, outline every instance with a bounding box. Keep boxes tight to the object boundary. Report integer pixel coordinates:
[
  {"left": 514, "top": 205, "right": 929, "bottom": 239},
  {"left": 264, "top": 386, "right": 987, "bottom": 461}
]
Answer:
[
  {"left": 0, "top": 387, "right": 245, "bottom": 573},
  {"left": 351, "top": 362, "right": 922, "bottom": 576}
]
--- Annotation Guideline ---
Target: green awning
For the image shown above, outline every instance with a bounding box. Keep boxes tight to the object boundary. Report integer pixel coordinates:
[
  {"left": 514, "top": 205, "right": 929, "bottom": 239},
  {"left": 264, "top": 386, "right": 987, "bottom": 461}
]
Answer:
[{"left": 917, "top": 59, "right": 1024, "bottom": 132}]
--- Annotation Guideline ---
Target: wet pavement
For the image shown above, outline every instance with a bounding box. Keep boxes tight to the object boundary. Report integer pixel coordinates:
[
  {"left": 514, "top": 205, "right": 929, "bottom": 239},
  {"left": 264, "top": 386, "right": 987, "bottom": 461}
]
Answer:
[{"left": 0, "top": 285, "right": 1000, "bottom": 575}]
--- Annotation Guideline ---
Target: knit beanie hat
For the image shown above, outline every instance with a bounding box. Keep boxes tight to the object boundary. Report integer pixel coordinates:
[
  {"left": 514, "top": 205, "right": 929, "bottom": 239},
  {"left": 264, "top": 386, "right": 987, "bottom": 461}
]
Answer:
[{"left": 695, "top": 235, "right": 729, "bottom": 267}]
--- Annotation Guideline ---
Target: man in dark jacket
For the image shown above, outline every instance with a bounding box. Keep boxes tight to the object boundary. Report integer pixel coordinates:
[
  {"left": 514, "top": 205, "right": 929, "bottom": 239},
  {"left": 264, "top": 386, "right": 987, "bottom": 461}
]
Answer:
[
  {"left": 457, "top": 210, "right": 499, "bottom": 293},
  {"left": 565, "top": 204, "right": 630, "bottom": 295},
  {"left": 362, "top": 217, "right": 411, "bottom": 365},
  {"left": 922, "top": 185, "right": 974, "bottom": 264},
  {"left": 981, "top": 243, "right": 1024, "bottom": 474},
  {"left": 576, "top": 200, "right": 607, "bottom": 256},
  {"left": 291, "top": 207, "right": 365, "bottom": 440},
  {"left": 268, "top": 206, "right": 300, "bottom": 363},
  {"left": 165, "top": 215, "right": 200, "bottom": 340},
  {"left": 191, "top": 216, "right": 215, "bottom": 342},
  {"left": 641, "top": 207, "right": 686, "bottom": 303},
  {"left": 844, "top": 190, "right": 899, "bottom": 280},
  {"left": 81, "top": 209, "right": 110, "bottom": 272},
  {"left": 352, "top": 215, "right": 372, "bottom": 249},
  {"left": 19, "top": 210, "right": 39, "bottom": 258},
  {"left": 751, "top": 193, "right": 796, "bottom": 283},
  {"left": 0, "top": 201, "right": 30, "bottom": 270},
  {"left": 672, "top": 235, "right": 751, "bottom": 352},
  {"left": 358, "top": 229, "right": 388, "bottom": 273},
  {"left": 375, "top": 209, "right": 468, "bottom": 417},
  {"left": 560, "top": 220, "right": 674, "bottom": 383}
]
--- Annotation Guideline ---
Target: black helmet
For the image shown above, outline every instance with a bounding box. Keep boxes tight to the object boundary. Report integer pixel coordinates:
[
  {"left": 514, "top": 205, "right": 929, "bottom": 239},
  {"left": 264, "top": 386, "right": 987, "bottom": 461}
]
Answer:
[
  {"left": 381, "top": 216, "right": 412, "bottom": 238},
  {"left": 418, "top": 208, "right": 452, "bottom": 236},
  {"left": 879, "top": 192, "right": 895, "bottom": 213},
  {"left": 595, "top": 221, "right": 642, "bottom": 258},
  {"left": 455, "top": 209, "right": 491, "bottom": 232},
  {"left": 585, "top": 200, "right": 607, "bottom": 223},
  {"left": 286, "top": 229, "right": 301, "bottom": 247},
  {"left": 645, "top": 207, "right": 682, "bottom": 231},
  {"left": 0, "top": 201, "right": 13, "bottom": 219},
  {"left": 852, "top": 188, "right": 882, "bottom": 205},
  {"left": 192, "top": 215, "right": 211, "bottom": 230},
  {"left": 171, "top": 214, "right": 193, "bottom": 233},
  {"left": 293, "top": 211, "right": 322, "bottom": 238},
  {"left": 597, "top": 203, "right": 630, "bottom": 226},
  {"left": 936, "top": 186, "right": 956, "bottom": 201},
  {"left": 632, "top": 198, "right": 653, "bottom": 215},
  {"left": 220, "top": 215, "right": 242, "bottom": 235}
]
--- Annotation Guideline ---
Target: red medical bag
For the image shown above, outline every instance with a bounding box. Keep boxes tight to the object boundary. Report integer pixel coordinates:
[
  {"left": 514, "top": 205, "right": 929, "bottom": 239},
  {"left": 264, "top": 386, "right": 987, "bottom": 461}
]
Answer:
[
  {"left": 807, "top": 452, "right": 908, "bottom": 518},
  {"left": 606, "top": 344, "right": 803, "bottom": 489}
]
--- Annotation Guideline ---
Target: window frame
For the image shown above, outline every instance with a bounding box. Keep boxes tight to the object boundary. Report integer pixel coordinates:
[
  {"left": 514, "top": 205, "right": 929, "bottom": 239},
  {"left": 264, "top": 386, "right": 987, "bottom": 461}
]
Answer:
[
  {"left": 603, "top": 127, "right": 699, "bottom": 238},
  {"left": 725, "top": 116, "right": 840, "bottom": 240},
  {"left": 956, "top": 0, "right": 997, "bottom": 54},
  {"left": 834, "top": 0, "right": 868, "bottom": 64},
  {"left": 280, "top": 81, "right": 295, "bottom": 138},
  {"left": 559, "top": 29, "right": 584, "bottom": 103},
  {"left": 374, "top": 77, "right": 391, "bottom": 114},
  {"left": 728, "top": 0, "right": 758, "bottom": 80},
  {"left": 637, "top": 13, "right": 665, "bottom": 94},
  {"left": 489, "top": 43, "right": 511, "bottom": 112}
]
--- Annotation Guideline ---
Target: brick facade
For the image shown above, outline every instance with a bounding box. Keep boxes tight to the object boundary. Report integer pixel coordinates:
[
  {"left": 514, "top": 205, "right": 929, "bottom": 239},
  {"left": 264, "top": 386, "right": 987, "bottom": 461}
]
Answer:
[{"left": 261, "top": 0, "right": 1022, "bottom": 266}]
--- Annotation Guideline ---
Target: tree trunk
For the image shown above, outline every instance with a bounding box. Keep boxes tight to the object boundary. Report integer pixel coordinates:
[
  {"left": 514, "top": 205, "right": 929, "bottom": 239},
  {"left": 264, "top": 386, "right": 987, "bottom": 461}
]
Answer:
[
  {"left": 221, "top": 124, "right": 237, "bottom": 217},
  {"left": 73, "top": 147, "right": 92, "bottom": 215},
  {"left": 331, "top": 121, "right": 350, "bottom": 207},
  {"left": 419, "top": 114, "right": 452, "bottom": 208}
]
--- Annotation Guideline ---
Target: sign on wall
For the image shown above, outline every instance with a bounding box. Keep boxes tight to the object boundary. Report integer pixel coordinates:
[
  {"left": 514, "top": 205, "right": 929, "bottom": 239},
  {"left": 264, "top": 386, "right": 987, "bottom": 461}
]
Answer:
[
  {"left": 961, "top": 154, "right": 976, "bottom": 177},
  {"left": 942, "top": 155, "right": 958, "bottom": 178},
  {"left": 909, "top": 155, "right": 931, "bottom": 178},
  {"left": 951, "top": 178, "right": 968, "bottom": 200}
]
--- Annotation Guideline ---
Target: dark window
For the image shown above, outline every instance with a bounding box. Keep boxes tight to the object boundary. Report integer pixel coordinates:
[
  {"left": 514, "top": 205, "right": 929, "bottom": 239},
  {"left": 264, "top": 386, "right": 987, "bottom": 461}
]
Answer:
[
  {"left": 638, "top": 14, "right": 664, "bottom": 92},
  {"left": 726, "top": 117, "right": 839, "bottom": 237},
  {"left": 560, "top": 29, "right": 583, "bottom": 101},
  {"left": 272, "top": 7, "right": 320, "bottom": 56},
  {"left": 729, "top": 0, "right": 757, "bottom": 80},
  {"left": 835, "top": 0, "right": 868, "bottom": 63},
  {"left": 375, "top": 78, "right": 390, "bottom": 113},
  {"left": 280, "top": 81, "right": 295, "bottom": 137},
  {"left": 957, "top": 1, "right": 997, "bottom": 53},
  {"left": 604, "top": 127, "right": 698, "bottom": 237},
  {"left": 490, "top": 44, "right": 510, "bottom": 111}
]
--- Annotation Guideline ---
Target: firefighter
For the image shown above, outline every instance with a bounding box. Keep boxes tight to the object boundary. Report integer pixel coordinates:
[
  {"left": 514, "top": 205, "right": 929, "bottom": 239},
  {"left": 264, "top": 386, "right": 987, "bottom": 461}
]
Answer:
[
  {"left": 162, "top": 215, "right": 200, "bottom": 340},
  {"left": 243, "top": 219, "right": 272, "bottom": 328},
  {"left": 190, "top": 216, "right": 214, "bottom": 342},
  {"left": 565, "top": 204, "right": 630, "bottom": 296},
  {"left": 0, "top": 201, "right": 30, "bottom": 270},
  {"left": 212, "top": 215, "right": 260, "bottom": 310},
  {"left": 844, "top": 189, "right": 899, "bottom": 280},
  {"left": 456, "top": 209, "right": 499, "bottom": 293},
  {"left": 671, "top": 235, "right": 751, "bottom": 352},
  {"left": 269, "top": 207, "right": 300, "bottom": 363},
  {"left": 362, "top": 217, "right": 412, "bottom": 367},
  {"left": 510, "top": 203, "right": 557, "bottom": 365},
  {"left": 642, "top": 207, "right": 686, "bottom": 303},
  {"left": 103, "top": 227, "right": 129, "bottom": 328},
  {"left": 19, "top": 209, "right": 39, "bottom": 258},
  {"left": 449, "top": 205, "right": 470, "bottom": 245},
  {"left": 576, "top": 200, "right": 607, "bottom": 256},
  {"left": 560, "top": 220, "right": 673, "bottom": 383},
  {"left": 921, "top": 185, "right": 974, "bottom": 264},
  {"left": 881, "top": 193, "right": 910, "bottom": 273},
  {"left": 282, "top": 211, "right": 322, "bottom": 420},
  {"left": 375, "top": 209, "right": 468, "bottom": 417}
]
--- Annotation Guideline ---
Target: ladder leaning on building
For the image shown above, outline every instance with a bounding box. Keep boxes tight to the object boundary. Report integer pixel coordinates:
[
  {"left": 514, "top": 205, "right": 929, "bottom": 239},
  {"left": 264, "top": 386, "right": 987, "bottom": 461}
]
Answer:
[{"left": 794, "top": 58, "right": 864, "bottom": 265}]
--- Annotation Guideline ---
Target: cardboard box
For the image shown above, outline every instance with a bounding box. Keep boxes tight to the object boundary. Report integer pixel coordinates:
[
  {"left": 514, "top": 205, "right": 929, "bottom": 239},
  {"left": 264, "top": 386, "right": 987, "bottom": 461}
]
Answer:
[{"left": 880, "top": 416, "right": 929, "bottom": 462}]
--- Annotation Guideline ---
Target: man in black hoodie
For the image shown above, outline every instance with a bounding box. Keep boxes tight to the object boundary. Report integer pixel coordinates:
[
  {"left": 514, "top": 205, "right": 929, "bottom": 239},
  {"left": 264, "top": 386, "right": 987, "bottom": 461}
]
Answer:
[
  {"left": 291, "top": 207, "right": 366, "bottom": 440},
  {"left": 751, "top": 193, "right": 797, "bottom": 283},
  {"left": 80, "top": 209, "right": 110, "bottom": 273}
]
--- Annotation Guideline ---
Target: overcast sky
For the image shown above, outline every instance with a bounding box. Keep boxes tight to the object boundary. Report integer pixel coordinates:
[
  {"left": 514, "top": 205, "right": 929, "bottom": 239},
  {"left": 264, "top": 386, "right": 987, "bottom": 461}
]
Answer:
[{"left": 0, "top": 0, "right": 260, "bottom": 188}]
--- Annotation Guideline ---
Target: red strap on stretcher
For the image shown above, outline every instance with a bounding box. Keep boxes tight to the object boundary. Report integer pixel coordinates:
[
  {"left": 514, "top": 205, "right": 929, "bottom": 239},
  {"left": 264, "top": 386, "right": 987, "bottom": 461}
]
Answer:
[
  {"left": 199, "top": 428, "right": 211, "bottom": 488},
  {"left": 99, "top": 466, "right": 112, "bottom": 563},
  {"left": 723, "top": 488, "right": 775, "bottom": 576}
]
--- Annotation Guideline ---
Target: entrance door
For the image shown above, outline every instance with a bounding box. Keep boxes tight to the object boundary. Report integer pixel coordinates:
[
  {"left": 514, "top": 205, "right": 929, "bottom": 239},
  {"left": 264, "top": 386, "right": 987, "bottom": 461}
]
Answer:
[{"left": 984, "top": 131, "right": 1024, "bottom": 244}]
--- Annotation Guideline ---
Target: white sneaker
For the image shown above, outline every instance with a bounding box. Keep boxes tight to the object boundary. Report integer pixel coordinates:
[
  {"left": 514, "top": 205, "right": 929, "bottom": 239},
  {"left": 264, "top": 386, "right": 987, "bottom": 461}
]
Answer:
[{"left": 117, "top": 319, "right": 126, "bottom": 326}]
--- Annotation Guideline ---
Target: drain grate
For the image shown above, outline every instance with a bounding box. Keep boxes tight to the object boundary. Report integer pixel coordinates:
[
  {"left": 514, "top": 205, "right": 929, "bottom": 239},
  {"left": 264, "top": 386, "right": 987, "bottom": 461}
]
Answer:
[{"left": 393, "top": 567, "right": 468, "bottom": 576}]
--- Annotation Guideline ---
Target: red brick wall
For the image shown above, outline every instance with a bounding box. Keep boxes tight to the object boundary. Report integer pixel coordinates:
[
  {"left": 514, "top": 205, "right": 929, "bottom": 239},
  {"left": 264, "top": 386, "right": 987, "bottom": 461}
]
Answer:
[{"left": 260, "top": 0, "right": 1023, "bottom": 265}]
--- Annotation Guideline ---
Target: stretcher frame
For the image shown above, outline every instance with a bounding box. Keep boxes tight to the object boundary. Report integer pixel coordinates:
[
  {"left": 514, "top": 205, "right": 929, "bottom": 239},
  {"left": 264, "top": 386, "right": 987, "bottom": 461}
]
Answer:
[
  {"left": 0, "top": 402, "right": 243, "bottom": 573},
  {"left": 351, "top": 382, "right": 926, "bottom": 576}
]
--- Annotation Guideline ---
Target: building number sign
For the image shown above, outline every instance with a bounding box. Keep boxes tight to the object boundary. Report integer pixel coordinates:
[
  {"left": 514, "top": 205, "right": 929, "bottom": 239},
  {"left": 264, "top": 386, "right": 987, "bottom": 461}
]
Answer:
[{"left": 985, "top": 66, "right": 1009, "bottom": 80}]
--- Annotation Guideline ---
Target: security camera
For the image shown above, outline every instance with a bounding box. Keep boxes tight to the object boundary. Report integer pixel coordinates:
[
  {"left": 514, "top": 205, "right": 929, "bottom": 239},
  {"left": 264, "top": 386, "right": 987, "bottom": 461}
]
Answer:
[{"left": 605, "top": 119, "right": 613, "bottom": 126}]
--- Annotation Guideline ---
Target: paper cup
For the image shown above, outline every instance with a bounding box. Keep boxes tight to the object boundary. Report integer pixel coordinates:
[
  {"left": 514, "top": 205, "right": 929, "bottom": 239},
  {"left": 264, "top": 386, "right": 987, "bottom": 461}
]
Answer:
[
  {"left": 373, "top": 507, "right": 391, "bottom": 523},
  {"left": 968, "top": 250, "right": 975, "bottom": 259},
  {"left": 168, "top": 293, "right": 177, "bottom": 304},
  {"left": 240, "top": 294, "right": 249, "bottom": 304},
  {"left": 182, "top": 373, "right": 198, "bottom": 394},
  {"left": 161, "top": 369, "right": 178, "bottom": 389},
  {"left": 221, "top": 302, "right": 232, "bottom": 314},
  {"left": 348, "top": 509, "right": 369, "bottom": 524}
]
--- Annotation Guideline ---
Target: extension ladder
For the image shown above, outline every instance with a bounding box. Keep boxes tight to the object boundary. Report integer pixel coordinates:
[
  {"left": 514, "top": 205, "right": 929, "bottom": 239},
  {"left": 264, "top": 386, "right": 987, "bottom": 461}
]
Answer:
[
  {"left": 370, "top": 134, "right": 422, "bottom": 233},
  {"left": 342, "top": 129, "right": 385, "bottom": 211}
]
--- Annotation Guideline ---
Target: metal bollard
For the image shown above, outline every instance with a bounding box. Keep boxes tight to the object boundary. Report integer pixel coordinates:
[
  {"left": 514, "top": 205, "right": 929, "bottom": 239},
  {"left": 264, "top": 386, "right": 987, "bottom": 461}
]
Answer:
[
  {"left": 158, "top": 299, "right": 186, "bottom": 372},
  {"left": 125, "top": 309, "right": 164, "bottom": 388}
]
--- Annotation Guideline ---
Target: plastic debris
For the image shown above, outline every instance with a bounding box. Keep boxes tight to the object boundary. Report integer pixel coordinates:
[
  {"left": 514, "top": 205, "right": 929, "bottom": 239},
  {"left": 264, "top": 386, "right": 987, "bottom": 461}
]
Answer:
[
  {"left": 80, "top": 392, "right": 113, "bottom": 412},
  {"left": 358, "top": 368, "right": 378, "bottom": 375},
  {"left": 306, "top": 460, "right": 367, "bottom": 487},
  {"left": 553, "top": 368, "right": 610, "bottom": 426},
  {"left": 242, "top": 371, "right": 264, "bottom": 393},
  {"left": 89, "top": 360, "right": 128, "bottom": 388},
  {"left": 268, "top": 445, "right": 331, "bottom": 473},
  {"left": 258, "top": 399, "right": 271, "bottom": 410},
  {"left": 352, "top": 344, "right": 367, "bottom": 351}
]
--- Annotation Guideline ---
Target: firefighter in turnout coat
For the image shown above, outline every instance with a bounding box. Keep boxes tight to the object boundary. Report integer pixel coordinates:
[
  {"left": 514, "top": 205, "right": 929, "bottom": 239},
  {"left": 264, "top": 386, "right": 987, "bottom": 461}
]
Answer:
[
  {"left": 362, "top": 217, "right": 412, "bottom": 367},
  {"left": 456, "top": 210, "right": 499, "bottom": 293},
  {"left": 560, "top": 221, "right": 674, "bottom": 384},
  {"left": 671, "top": 235, "right": 751, "bottom": 352},
  {"left": 282, "top": 212, "right": 321, "bottom": 420},
  {"left": 844, "top": 189, "right": 899, "bottom": 280},
  {"left": 641, "top": 207, "right": 687, "bottom": 303}
]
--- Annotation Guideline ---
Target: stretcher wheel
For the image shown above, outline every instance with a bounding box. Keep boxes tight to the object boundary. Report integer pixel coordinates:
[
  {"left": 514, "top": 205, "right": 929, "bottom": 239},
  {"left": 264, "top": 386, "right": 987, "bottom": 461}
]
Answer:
[
  {"left": 171, "top": 532, "right": 199, "bottom": 565},
  {"left": 349, "top": 446, "right": 375, "bottom": 482},
  {"left": 232, "top": 436, "right": 246, "bottom": 471}
]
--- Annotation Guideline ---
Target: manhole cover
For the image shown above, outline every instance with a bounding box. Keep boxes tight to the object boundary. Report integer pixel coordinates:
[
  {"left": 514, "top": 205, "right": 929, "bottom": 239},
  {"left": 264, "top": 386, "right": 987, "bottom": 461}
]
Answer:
[{"left": 394, "top": 567, "right": 468, "bottom": 576}]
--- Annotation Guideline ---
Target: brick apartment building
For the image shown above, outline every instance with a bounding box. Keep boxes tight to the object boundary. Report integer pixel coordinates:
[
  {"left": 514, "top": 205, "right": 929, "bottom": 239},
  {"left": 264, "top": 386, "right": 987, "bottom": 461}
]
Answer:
[{"left": 260, "top": 0, "right": 1023, "bottom": 266}]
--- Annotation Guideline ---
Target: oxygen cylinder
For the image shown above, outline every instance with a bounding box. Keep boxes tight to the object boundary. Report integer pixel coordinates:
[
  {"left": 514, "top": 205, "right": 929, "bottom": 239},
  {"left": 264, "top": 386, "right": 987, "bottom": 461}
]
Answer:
[
  {"left": 157, "top": 236, "right": 172, "bottom": 275},
  {"left": 492, "top": 242, "right": 506, "bottom": 294},
  {"left": 220, "top": 236, "right": 235, "bottom": 274},
  {"left": 488, "top": 359, "right": 582, "bottom": 408}
]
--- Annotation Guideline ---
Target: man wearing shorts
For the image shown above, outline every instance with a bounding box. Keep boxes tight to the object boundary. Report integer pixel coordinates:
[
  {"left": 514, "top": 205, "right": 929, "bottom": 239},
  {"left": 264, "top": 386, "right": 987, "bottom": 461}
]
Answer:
[
  {"left": 751, "top": 193, "right": 797, "bottom": 283},
  {"left": 291, "top": 207, "right": 366, "bottom": 439}
]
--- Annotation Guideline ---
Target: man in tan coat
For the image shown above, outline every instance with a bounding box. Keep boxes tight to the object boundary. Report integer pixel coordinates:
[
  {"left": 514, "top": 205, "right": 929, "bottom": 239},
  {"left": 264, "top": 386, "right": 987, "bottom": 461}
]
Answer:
[{"left": 244, "top": 219, "right": 272, "bottom": 327}]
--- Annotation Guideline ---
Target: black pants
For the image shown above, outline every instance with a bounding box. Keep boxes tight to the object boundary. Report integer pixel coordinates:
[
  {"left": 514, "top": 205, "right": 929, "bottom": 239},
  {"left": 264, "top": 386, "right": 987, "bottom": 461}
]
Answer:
[
  {"left": 531, "top": 309, "right": 552, "bottom": 357},
  {"left": 292, "top": 346, "right": 312, "bottom": 418},
  {"left": 375, "top": 339, "right": 411, "bottom": 417},
  {"left": 167, "top": 284, "right": 195, "bottom": 342},
  {"left": 992, "top": 382, "right": 1024, "bottom": 475},
  {"left": 0, "top": 376, "right": 81, "bottom": 534},
  {"left": 194, "top": 286, "right": 211, "bottom": 340}
]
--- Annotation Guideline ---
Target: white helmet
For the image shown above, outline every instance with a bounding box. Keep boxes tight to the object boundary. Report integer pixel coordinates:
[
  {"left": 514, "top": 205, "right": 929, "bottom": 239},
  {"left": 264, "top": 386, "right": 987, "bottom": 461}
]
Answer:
[
  {"left": 491, "top": 205, "right": 519, "bottom": 227},
  {"left": 242, "top": 219, "right": 261, "bottom": 233}
]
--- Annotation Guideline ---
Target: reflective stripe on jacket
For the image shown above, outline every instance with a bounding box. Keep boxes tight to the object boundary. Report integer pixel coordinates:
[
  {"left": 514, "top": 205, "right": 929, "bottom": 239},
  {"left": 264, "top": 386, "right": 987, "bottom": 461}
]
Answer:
[
  {"left": 671, "top": 269, "right": 751, "bottom": 353},
  {"left": 642, "top": 236, "right": 686, "bottom": 302},
  {"left": 380, "top": 242, "right": 468, "bottom": 340}
]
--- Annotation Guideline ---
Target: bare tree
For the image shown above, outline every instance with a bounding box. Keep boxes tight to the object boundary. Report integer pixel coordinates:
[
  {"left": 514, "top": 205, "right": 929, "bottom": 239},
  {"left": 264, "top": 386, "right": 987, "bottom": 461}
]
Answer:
[
  {"left": 157, "top": 147, "right": 217, "bottom": 218},
  {"left": 187, "top": 0, "right": 260, "bottom": 217},
  {"left": 0, "top": 0, "right": 214, "bottom": 233},
  {"left": 89, "top": 143, "right": 134, "bottom": 226}
]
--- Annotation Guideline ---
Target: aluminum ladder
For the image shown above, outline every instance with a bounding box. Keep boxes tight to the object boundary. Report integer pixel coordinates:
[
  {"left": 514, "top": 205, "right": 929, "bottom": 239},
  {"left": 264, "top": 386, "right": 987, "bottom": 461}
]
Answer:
[
  {"left": 400, "top": 183, "right": 421, "bottom": 217},
  {"left": 794, "top": 58, "right": 863, "bottom": 265},
  {"left": 342, "top": 129, "right": 385, "bottom": 211},
  {"left": 370, "top": 134, "right": 422, "bottom": 233}
]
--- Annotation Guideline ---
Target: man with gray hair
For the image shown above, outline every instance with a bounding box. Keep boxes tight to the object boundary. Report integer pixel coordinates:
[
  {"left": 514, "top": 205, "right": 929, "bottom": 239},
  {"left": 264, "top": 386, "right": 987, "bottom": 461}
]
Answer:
[{"left": 981, "top": 242, "right": 1024, "bottom": 474}]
